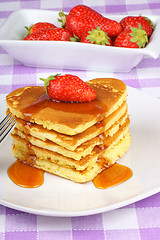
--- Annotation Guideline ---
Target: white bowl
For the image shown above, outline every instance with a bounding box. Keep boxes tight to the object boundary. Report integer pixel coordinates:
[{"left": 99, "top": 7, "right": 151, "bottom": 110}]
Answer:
[{"left": 0, "top": 9, "right": 160, "bottom": 72}]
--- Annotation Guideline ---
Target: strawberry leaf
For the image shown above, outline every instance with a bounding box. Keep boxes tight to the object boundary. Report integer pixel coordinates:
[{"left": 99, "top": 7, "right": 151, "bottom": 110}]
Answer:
[
  {"left": 129, "top": 26, "right": 148, "bottom": 48},
  {"left": 86, "top": 26, "right": 111, "bottom": 45},
  {"left": 58, "top": 9, "right": 67, "bottom": 27},
  {"left": 40, "top": 74, "right": 61, "bottom": 94},
  {"left": 70, "top": 34, "right": 80, "bottom": 42}
]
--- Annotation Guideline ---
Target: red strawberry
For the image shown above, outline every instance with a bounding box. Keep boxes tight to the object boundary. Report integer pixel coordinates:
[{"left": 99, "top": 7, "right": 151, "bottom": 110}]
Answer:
[
  {"left": 23, "top": 28, "right": 73, "bottom": 41},
  {"left": 40, "top": 74, "right": 96, "bottom": 103},
  {"left": 81, "top": 26, "right": 112, "bottom": 46},
  {"left": 120, "top": 16, "right": 153, "bottom": 37},
  {"left": 114, "top": 25, "right": 148, "bottom": 48},
  {"left": 25, "top": 22, "right": 57, "bottom": 35},
  {"left": 59, "top": 5, "right": 122, "bottom": 38}
]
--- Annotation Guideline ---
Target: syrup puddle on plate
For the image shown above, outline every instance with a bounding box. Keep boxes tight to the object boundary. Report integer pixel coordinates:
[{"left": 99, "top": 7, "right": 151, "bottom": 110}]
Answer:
[
  {"left": 8, "top": 160, "right": 132, "bottom": 189},
  {"left": 93, "top": 163, "right": 133, "bottom": 189},
  {"left": 7, "top": 159, "right": 44, "bottom": 188}
]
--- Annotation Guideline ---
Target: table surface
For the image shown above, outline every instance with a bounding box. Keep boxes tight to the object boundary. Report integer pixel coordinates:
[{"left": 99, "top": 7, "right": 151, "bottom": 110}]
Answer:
[{"left": 0, "top": 1, "right": 160, "bottom": 240}]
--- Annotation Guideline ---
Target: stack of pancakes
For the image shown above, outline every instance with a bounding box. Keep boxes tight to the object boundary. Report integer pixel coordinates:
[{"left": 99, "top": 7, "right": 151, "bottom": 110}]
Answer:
[{"left": 6, "top": 78, "right": 131, "bottom": 183}]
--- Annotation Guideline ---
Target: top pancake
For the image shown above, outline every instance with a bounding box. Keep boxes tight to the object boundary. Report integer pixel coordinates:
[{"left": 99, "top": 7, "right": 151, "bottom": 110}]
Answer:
[{"left": 6, "top": 78, "right": 127, "bottom": 135}]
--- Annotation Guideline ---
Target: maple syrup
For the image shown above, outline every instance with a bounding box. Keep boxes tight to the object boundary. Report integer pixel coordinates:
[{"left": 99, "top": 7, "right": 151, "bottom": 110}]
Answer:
[
  {"left": 7, "top": 159, "right": 44, "bottom": 188},
  {"left": 20, "top": 92, "right": 108, "bottom": 123},
  {"left": 92, "top": 163, "right": 133, "bottom": 189}
]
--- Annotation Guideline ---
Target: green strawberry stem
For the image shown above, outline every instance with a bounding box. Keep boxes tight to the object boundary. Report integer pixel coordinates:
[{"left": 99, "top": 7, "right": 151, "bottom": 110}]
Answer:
[
  {"left": 129, "top": 24, "right": 148, "bottom": 48},
  {"left": 25, "top": 25, "right": 33, "bottom": 35},
  {"left": 86, "top": 26, "right": 111, "bottom": 45},
  {"left": 40, "top": 74, "right": 61, "bottom": 94},
  {"left": 58, "top": 9, "right": 67, "bottom": 27}
]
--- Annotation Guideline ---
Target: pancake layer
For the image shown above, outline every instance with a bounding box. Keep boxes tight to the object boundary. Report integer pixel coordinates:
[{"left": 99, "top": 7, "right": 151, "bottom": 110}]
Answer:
[
  {"left": 6, "top": 78, "right": 127, "bottom": 135},
  {"left": 14, "top": 101, "right": 127, "bottom": 151}
]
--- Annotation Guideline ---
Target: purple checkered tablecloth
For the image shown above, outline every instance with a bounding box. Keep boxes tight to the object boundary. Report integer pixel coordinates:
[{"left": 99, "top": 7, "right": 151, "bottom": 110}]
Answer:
[{"left": 0, "top": 1, "right": 160, "bottom": 240}]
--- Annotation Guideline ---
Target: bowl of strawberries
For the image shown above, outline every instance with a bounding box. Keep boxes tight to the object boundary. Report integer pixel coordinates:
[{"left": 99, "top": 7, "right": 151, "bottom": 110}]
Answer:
[{"left": 0, "top": 5, "right": 160, "bottom": 72}]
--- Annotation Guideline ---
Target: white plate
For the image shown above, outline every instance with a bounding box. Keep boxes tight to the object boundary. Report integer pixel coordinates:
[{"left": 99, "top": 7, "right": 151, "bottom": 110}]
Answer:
[
  {"left": 0, "top": 86, "right": 160, "bottom": 217},
  {"left": 0, "top": 9, "right": 160, "bottom": 72}
]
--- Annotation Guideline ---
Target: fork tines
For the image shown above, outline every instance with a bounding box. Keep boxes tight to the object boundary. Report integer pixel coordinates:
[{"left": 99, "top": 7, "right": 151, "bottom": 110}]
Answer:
[{"left": 0, "top": 113, "right": 16, "bottom": 143}]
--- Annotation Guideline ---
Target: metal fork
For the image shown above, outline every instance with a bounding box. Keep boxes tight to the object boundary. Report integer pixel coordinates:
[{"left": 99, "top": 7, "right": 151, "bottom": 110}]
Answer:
[{"left": 0, "top": 113, "right": 16, "bottom": 143}]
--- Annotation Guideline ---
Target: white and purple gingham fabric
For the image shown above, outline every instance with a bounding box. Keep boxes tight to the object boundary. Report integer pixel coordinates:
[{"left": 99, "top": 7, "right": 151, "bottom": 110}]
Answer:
[{"left": 0, "top": 1, "right": 160, "bottom": 240}]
